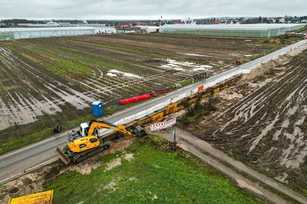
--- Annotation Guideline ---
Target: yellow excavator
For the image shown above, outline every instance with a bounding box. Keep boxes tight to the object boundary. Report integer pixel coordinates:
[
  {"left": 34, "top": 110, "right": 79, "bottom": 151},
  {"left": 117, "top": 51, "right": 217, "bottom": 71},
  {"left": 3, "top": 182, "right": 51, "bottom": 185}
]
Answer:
[
  {"left": 57, "top": 103, "right": 181, "bottom": 165},
  {"left": 57, "top": 120, "right": 146, "bottom": 165}
]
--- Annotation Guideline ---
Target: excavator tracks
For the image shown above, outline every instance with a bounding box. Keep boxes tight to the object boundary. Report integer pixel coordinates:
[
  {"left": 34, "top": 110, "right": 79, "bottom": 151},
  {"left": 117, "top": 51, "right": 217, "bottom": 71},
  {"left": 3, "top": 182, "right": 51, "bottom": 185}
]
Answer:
[{"left": 57, "top": 142, "right": 111, "bottom": 165}]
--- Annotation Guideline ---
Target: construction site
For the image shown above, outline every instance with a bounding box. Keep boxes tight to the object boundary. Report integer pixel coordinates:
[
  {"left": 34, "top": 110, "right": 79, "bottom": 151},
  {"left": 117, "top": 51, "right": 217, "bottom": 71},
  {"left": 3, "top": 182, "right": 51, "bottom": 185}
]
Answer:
[
  {"left": 189, "top": 49, "right": 307, "bottom": 195},
  {"left": 0, "top": 33, "right": 285, "bottom": 154},
  {"left": 0, "top": 22, "right": 307, "bottom": 204}
]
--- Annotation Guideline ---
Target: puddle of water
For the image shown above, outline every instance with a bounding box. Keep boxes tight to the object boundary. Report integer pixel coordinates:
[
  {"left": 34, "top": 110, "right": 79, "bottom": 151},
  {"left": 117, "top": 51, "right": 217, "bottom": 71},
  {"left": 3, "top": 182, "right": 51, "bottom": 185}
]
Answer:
[
  {"left": 184, "top": 53, "right": 211, "bottom": 57},
  {"left": 108, "top": 69, "right": 142, "bottom": 79},
  {"left": 45, "top": 84, "right": 90, "bottom": 110},
  {"left": 160, "top": 58, "right": 213, "bottom": 73}
]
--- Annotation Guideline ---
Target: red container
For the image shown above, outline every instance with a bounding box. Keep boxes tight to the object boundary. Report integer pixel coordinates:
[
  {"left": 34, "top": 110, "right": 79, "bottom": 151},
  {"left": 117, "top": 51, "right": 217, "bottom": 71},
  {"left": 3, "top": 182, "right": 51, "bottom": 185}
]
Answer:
[{"left": 119, "top": 93, "right": 152, "bottom": 105}]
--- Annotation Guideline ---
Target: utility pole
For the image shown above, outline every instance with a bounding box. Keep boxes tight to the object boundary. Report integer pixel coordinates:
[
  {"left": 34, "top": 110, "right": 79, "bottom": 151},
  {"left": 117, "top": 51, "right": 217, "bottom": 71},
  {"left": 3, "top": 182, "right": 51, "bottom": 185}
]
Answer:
[{"left": 172, "top": 127, "right": 177, "bottom": 151}]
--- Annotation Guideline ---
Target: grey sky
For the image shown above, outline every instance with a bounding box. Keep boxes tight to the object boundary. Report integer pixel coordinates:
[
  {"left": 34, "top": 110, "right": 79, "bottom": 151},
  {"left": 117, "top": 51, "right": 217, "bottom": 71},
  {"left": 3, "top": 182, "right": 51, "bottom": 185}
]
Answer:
[{"left": 0, "top": 0, "right": 306, "bottom": 19}]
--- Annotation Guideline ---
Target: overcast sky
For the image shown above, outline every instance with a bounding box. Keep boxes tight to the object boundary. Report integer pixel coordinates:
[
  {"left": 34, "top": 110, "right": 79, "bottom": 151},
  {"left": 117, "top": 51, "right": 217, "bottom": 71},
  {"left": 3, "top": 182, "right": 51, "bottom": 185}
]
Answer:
[{"left": 0, "top": 0, "right": 306, "bottom": 20}]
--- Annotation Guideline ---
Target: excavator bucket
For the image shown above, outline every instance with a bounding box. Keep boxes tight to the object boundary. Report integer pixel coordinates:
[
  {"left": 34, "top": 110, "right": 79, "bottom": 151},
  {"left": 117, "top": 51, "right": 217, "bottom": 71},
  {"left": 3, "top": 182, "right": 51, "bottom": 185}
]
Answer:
[
  {"left": 56, "top": 147, "right": 71, "bottom": 165},
  {"left": 117, "top": 125, "right": 134, "bottom": 138}
]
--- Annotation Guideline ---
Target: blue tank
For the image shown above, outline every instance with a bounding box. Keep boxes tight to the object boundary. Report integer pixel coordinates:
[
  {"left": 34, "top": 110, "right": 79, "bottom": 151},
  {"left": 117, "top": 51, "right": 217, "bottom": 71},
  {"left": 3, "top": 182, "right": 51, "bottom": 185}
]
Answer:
[{"left": 91, "top": 101, "right": 104, "bottom": 118}]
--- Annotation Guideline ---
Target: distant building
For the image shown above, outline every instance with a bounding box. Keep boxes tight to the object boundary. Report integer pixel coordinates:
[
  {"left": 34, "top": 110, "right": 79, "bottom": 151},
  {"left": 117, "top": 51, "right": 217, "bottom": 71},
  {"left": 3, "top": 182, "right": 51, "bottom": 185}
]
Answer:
[
  {"left": 279, "top": 18, "right": 286, "bottom": 23},
  {"left": 0, "top": 26, "right": 117, "bottom": 41},
  {"left": 95, "top": 26, "right": 117, "bottom": 34},
  {"left": 17, "top": 21, "right": 60, "bottom": 28},
  {"left": 116, "top": 24, "right": 132, "bottom": 30},
  {"left": 160, "top": 24, "right": 305, "bottom": 38},
  {"left": 115, "top": 24, "right": 137, "bottom": 33},
  {"left": 58, "top": 22, "right": 73, "bottom": 27},
  {"left": 135, "top": 26, "right": 160, "bottom": 33}
]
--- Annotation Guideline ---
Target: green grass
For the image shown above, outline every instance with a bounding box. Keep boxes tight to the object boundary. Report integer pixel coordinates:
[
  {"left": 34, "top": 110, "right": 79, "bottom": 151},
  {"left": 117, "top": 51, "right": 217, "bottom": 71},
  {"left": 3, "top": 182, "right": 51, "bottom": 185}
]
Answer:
[
  {"left": 47, "top": 57, "right": 92, "bottom": 76},
  {"left": 170, "top": 79, "right": 193, "bottom": 89},
  {"left": 0, "top": 114, "right": 94, "bottom": 155},
  {"left": 0, "top": 103, "right": 138, "bottom": 155},
  {"left": 7, "top": 39, "right": 159, "bottom": 77},
  {"left": 46, "top": 137, "right": 262, "bottom": 204},
  {"left": 0, "top": 127, "right": 53, "bottom": 155}
]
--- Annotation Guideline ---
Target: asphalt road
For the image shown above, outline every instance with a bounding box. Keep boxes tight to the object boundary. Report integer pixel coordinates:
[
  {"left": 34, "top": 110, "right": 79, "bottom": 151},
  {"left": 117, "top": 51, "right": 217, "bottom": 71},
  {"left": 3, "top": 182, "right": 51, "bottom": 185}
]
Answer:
[{"left": 0, "top": 39, "right": 307, "bottom": 183}]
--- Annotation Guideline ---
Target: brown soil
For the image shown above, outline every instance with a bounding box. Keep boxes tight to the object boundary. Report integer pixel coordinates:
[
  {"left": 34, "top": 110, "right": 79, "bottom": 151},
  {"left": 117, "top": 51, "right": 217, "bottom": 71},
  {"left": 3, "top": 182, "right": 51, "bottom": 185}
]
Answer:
[
  {"left": 188, "top": 51, "right": 307, "bottom": 194},
  {"left": 0, "top": 34, "right": 279, "bottom": 144}
]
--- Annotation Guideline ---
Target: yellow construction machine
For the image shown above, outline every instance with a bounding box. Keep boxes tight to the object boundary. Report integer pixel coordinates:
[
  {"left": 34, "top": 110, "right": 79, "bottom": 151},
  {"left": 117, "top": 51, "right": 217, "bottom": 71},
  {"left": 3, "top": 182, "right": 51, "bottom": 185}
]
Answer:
[
  {"left": 57, "top": 103, "right": 181, "bottom": 165},
  {"left": 57, "top": 120, "right": 146, "bottom": 164}
]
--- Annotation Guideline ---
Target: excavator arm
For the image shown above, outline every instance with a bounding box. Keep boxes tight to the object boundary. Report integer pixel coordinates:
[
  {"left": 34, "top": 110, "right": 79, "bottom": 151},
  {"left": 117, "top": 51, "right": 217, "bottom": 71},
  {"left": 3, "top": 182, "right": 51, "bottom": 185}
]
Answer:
[
  {"left": 87, "top": 121, "right": 113, "bottom": 136},
  {"left": 87, "top": 120, "right": 134, "bottom": 138}
]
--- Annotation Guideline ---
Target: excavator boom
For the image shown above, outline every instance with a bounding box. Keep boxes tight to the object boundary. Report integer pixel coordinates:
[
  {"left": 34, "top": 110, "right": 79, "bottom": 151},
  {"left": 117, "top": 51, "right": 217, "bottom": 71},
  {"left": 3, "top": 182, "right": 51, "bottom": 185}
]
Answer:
[
  {"left": 87, "top": 120, "right": 134, "bottom": 138},
  {"left": 87, "top": 121, "right": 113, "bottom": 136}
]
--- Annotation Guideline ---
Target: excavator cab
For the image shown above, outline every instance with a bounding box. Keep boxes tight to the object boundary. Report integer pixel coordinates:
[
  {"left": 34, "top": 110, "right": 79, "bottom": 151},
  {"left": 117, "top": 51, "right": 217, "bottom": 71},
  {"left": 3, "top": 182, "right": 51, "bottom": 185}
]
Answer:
[
  {"left": 80, "top": 122, "right": 89, "bottom": 137},
  {"left": 73, "top": 121, "right": 113, "bottom": 138},
  {"left": 68, "top": 123, "right": 89, "bottom": 142}
]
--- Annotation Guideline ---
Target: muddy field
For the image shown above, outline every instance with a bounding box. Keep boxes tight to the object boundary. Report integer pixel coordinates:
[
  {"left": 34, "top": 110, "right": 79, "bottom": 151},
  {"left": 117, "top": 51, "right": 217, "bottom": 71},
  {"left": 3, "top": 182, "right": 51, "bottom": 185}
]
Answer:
[
  {"left": 0, "top": 33, "right": 278, "bottom": 148},
  {"left": 193, "top": 51, "right": 307, "bottom": 194}
]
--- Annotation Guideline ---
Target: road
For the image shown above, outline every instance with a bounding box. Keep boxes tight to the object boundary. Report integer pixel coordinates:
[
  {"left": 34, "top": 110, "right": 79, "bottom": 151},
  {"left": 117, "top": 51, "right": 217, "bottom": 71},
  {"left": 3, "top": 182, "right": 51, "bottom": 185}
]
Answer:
[{"left": 0, "top": 39, "right": 307, "bottom": 183}]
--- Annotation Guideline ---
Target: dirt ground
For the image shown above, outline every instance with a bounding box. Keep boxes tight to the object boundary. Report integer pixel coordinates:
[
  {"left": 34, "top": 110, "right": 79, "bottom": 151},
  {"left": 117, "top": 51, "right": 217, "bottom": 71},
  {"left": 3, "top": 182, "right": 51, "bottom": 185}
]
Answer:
[
  {"left": 0, "top": 33, "right": 281, "bottom": 149},
  {"left": 187, "top": 51, "right": 307, "bottom": 195}
]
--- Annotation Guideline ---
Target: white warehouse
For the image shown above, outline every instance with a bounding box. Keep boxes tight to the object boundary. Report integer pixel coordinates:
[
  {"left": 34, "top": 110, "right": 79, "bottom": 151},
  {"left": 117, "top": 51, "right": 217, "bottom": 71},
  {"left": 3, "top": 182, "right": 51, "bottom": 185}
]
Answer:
[
  {"left": 160, "top": 24, "right": 306, "bottom": 38},
  {"left": 0, "top": 26, "right": 117, "bottom": 41}
]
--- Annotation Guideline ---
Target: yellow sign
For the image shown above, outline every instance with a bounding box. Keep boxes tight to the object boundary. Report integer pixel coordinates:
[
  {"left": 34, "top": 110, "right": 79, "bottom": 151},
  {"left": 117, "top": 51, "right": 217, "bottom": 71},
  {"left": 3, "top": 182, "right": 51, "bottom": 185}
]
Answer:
[{"left": 9, "top": 190, "right": 53, "bottom": 204}]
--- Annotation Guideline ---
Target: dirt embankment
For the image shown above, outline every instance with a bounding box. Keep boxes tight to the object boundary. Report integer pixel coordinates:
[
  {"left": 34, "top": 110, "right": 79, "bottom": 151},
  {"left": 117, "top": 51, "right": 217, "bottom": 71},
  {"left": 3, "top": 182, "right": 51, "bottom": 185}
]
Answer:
[{"left": 182, "top": 52, "right": 307, "bottom": 194}]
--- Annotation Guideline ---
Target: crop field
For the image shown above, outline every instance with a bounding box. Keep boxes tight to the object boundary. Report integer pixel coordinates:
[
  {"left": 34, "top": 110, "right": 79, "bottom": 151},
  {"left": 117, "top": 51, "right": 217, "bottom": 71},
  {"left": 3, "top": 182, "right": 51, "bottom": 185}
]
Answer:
[
  {"left": 195, "top": 50, "right": 307, "bottom": 194},
  {"left": 0, "top": 33, "right": 279, "bottom": 153}
]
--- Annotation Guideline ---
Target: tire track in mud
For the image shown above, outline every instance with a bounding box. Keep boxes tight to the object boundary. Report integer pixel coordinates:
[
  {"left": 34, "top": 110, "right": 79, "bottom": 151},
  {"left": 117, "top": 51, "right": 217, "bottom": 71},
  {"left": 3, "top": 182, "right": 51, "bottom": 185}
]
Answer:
[
  {"left": 0, "top": 47, "right": 95, "bottom": 131},
  {"left": 202, "top": 53, "right": 307, "bottom": 192},
  {"left": 0, "top": 47, "right": 148, "bottom": 131},
  {"left": 1, "top": 34, "right": 245, "bottom": 133},
  {"left": 0, "top": 47, "right": 189, "bottom": 132}
]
